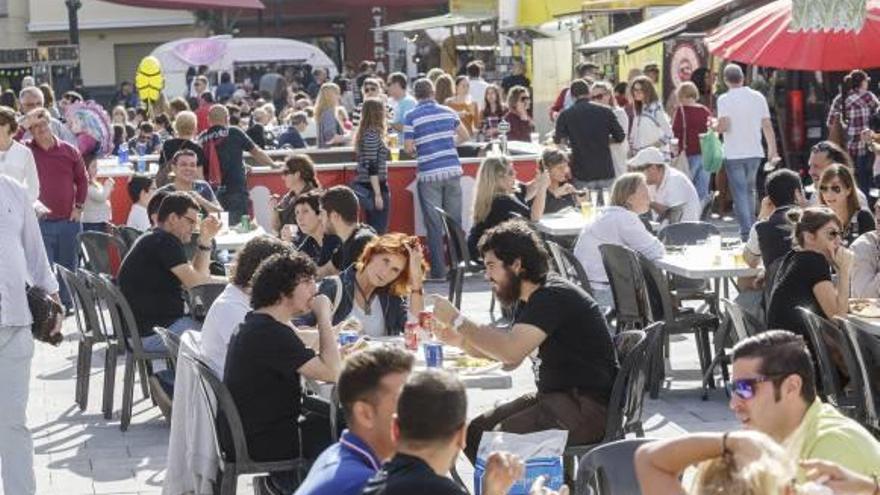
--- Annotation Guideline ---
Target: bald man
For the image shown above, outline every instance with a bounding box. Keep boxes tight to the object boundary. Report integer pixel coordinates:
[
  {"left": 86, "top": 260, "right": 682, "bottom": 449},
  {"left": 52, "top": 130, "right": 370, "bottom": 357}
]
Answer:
[{"left": 197, "top": 104, "right": 275, "bottom": 221}]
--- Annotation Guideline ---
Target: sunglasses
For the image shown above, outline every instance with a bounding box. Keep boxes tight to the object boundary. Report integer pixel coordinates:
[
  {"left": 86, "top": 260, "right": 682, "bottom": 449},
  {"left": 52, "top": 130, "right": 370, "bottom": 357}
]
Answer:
[
  {"left": 819, "top": 184, "right": 843, "bottom": 194},
  {"left": 825, "top": 229, "right": 842, "bottom": 239},
  {"left": 727, "top": 375, "right": 779, "bottom": 400},
  {"left": 364, "top": 86, "right": 378, "bottom": 92}
]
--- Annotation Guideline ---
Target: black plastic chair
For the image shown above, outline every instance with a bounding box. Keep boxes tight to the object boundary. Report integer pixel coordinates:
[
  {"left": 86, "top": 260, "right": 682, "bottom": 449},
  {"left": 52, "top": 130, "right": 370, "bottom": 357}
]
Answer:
[
  {"left": 639, "top": 253, "right": 719, "bottom": 399},
  {"left": 546, "top": 240, "right": 592, "bottom": 295},
  {"left": 187, "top": 283, "right": 228, "bottom": 322},
  {"left": 563, "top": 322, "right": 662, "bottom": 483},
  {"left": 433, "top": 206, "right": 483, "bottom": 309},
  {"left": 837, "top": 317, "right": 880, "bottom": 432},
  {"left": 78, "top": 231, "right": 129, "bottom": 277},
  {"left": 701, "top": 298, "right": 764, "bottom": 400},
  {"left": 91, "top": 273, "right": 170, "bottom": 431},
  {"left": 658, "top": 203, "right": 685, "bottom": 224},
  {"left": 656, "top": 222, "right": 720, "bottom": 310},
  {"left": 184, "top": 353, "right": 310, "bottom": 495},
  {"left": 115, "top": 225, "right": 143, "bottom": 252},
  {"left": 575, "top": 437, "right": 656, "bottom": 495},
  {"left": 153, "top": 326, "right": 182, "bottom": 370},
  {"left": 599, "top": 244, "right": 653, "bottom": 332}
]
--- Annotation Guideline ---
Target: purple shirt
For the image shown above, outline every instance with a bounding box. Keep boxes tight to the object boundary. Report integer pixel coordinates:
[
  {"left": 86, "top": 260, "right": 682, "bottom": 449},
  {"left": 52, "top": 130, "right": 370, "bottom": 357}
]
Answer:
[{"left": 28, "top": 138, "right": 87, "bottom": 220}]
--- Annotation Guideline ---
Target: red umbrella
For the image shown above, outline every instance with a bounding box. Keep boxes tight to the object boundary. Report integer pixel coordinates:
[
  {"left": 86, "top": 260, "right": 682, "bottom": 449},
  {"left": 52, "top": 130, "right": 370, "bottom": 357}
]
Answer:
[{"left": 705, "top": 0, "right": 880, "bottom": 71}]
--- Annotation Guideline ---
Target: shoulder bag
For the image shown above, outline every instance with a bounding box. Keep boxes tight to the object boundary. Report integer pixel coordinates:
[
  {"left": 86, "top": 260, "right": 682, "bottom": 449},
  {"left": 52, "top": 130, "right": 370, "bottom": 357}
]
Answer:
[
  {"left": 26, "top": 285, "right": 64, "bottom": 346},
  {"left": 670, "top": 106, "right": 690, "bottom": 174}
]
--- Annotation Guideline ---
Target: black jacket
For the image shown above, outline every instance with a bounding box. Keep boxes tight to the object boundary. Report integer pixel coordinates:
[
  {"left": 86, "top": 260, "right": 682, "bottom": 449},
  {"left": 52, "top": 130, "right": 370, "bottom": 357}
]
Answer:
[{"left": 554, "top": 99, "right": 625, "bottom": 183}]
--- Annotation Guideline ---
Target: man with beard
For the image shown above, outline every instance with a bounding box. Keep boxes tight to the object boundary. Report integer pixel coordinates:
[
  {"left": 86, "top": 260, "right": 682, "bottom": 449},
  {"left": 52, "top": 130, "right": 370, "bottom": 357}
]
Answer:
[{"left": 430, "top": 220, "right": 618, "bottom": 463}]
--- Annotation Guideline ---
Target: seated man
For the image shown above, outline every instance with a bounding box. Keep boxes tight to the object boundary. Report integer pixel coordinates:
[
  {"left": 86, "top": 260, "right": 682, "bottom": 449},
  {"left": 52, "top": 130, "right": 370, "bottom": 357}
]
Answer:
[
  {"left": 117, "top": 192, "right": 224, "bottom": 351},
  {"left": 127, "top": 121, "right": 162, "bottom": 155},
  {"left": 729, "top": 330, "right": 880, "bottom": 476},
  {"left": 361, "top": 370, "right": 534, "bottom": 495},
  {"left": 157, "top": 149, "right": 221, "bottom": 213},
  {"left": 277, "top": 111, "right": 309, "bottom": 149},
  {"left": 200, "top": 235, "right": 291, "bottom": 376},
  {"left": 629, "top": 147, "right": 701, "bottom": 223},
  {"left": 743, "top": 168, "right": 806, "bottom": 269},
  {"left": 431, "top": 220, "right": 618, "bottom": 463},
  {"left": 289, "top": 190, "right": 341, "bottom": 267},
  {"left": 851, "top": 201, "right": 880, "bottom": 297},
  {"left": 318, "top": 185, "right": 377, "bottom": 277},
  {"left": 145, "top": 189, "right": 169, "bottom": 229},
  {"left": 294, "top": 347, "right": 414, "bottom": 495},
  {"left": 224, "top": 252, "right": 341, "bottom": 495},
  {"left": 125, "top": 174, "right": 154, "bottom": 232}
]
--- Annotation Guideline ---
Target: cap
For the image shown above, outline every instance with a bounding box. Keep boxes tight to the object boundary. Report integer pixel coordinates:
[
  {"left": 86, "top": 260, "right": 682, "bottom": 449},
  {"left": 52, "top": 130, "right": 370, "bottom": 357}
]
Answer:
[{"left": 628, "top": 147, "right": 667, "bottom": 170}]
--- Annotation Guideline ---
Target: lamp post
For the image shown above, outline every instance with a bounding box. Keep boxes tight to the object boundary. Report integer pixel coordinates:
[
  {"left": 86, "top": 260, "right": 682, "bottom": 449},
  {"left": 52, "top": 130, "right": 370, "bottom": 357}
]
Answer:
[{"left": 65, "top": 0, "right": 83, "bottom": 86}]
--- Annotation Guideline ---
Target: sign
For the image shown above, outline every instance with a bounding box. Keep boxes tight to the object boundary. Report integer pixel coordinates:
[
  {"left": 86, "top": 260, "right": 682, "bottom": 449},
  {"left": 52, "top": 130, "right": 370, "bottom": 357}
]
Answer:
[
  {"left": 791, "top": 0, "right": 866, "bottom": 32},
  {"left": 0, "top": 46, "right": 79, "bottom": 67},
  {"left": 663, "top": 37, "right": 708, "bottom": 101},
  {"left": 371, "top": 7, "right": 387, "bottom": 74}
]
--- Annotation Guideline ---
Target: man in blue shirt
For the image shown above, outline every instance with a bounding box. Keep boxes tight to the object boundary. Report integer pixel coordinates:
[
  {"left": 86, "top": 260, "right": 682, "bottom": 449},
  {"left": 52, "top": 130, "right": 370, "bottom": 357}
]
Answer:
[
  {"left": 403, "top": 78, "right": 470, "bottom": 280},
  {"left": 294, "top": 346, "right": 414, "bottom": 495},
  {"left": 388, "top": 72, "right": 416, "bottom": 133}
]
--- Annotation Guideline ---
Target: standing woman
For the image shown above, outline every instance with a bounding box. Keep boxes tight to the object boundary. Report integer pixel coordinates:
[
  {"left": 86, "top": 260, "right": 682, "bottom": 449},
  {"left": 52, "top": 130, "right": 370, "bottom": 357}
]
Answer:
[
  {"left": 672, "top": 81, "right": 713, "bottom": 200},
  {"left": 434, "top": 74, "right": 455, "bottom": 108},
  {"left": 503, "top": 85, "right": 535, "bottom": 142},
  {"left": 591, "top": 81, "right": 630, "bottom": 177},
  {"left": 445, "top": 76, "right": 480, "bottom": 136},
  {"left": 81, "top": 159, "right": 115, "bottom": 232},
  {"left": 273, "top": 154, "right": 321, "bottom": 236},
  {"left": 629, "top": 75, "right": 673, "bottom": 157},
  {"left": 352, "top": 98, "right": 391, "bottom": 234},
  {"left": 480, "top": 84, "right": 506, "bottom": 140},
  {"left": 827, "top": 70, "right": 880, "bottom": 197},
  {"left": 315, "top": 83, "right": 346, "bottom": 148},
  {"left": 817, "top": 164, "right": 875, "bottom": 245}
]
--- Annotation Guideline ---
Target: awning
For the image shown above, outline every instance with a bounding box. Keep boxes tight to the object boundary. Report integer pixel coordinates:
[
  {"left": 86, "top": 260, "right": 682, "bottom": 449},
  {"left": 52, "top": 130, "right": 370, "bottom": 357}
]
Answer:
[
  {"left": 101, "top": 0, "right": 264, "bottom": 9},
  {"left": 580, "top": 0, "right": 689, "bottom": 13},
  {"left": 579, "top": 0, "right": 741, "bottom": 53},
  {"left": 328, "top": 0, "right": 444, "bottom": 5},
  {"left": 375, "top": 13, "right": 496, "bottom": 32}
]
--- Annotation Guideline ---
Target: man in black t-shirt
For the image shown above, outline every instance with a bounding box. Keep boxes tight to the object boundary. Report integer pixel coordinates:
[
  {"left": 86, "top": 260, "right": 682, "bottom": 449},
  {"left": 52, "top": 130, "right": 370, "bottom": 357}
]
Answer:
[
  {"left": 743, "top": 169, "right": 806, "bottom": 269},
  {"left": 118, "top": 192, "right": 224, "bottom": 351},
  {"left": 317, "top": 185, "right": 377, "bottom": 277},
  {"left": 431, "top": 220, "right": 618, "bottom": 463},
  {"left": 224, "top": 252, "right": 341, "bottom": 495},
  {"left": 361, "top": 370, "right": 526, "bottom": 495},
  {"left": 197, "top": 104, "right": 275, "bottom": 222}
]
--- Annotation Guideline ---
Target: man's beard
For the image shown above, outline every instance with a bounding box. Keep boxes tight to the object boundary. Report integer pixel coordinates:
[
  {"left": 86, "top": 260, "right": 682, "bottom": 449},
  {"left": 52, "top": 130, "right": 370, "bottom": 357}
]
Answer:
[{"left": 493, "top": 267, "right": 521, "bottom": 307}]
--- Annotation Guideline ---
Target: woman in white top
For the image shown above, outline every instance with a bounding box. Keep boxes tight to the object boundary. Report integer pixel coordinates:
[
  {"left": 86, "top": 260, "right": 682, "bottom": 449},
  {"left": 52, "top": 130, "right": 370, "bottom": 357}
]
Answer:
[
  {"left": 591, "top": 81, "right": 629, "bottom": 177},
  {"left": 0, "top": 105, "right": 40, "bottom": 204},
  {"left": 574, "top": 172, "right": 665, "bottom": 309},
  {"left": 81, "top": 159, "right": 115, "bottom": 233},
  {"left": 629, "top": 76, "right": 673, "bottom": 157}
]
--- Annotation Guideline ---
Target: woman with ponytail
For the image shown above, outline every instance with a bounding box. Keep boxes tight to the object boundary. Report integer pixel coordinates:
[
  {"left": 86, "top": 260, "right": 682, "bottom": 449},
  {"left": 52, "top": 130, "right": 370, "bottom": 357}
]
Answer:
[
  {"left": 826, "top": 70, "right": 879, "bottom": 197},
  {"left": 765, "top": 206, "right": 853, "bottom": 335}
]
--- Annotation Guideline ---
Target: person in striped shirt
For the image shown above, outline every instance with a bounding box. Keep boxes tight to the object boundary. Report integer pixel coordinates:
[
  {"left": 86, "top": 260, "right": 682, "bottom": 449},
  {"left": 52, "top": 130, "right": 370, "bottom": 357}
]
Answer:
[
  {"left": 352, "top": 98, "right": 391, "bottom": 233},
  {"left": 403, "top": 78, "right": 470, "bottom": 280}
]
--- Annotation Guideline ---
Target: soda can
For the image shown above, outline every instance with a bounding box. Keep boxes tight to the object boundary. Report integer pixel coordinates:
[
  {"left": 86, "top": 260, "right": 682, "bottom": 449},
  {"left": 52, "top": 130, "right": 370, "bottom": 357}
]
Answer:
[
  {"left": 338, "top": 330, "right": 359, "bottom": 346},
  {"left": 418, "top": 311, "right": 434, "bottom": 332},
  {"left": 404, "top": 322, "right": 419, "bottom": 351},
  {"left": 423, "top": 342, "right": 444, "bottom": 368}
]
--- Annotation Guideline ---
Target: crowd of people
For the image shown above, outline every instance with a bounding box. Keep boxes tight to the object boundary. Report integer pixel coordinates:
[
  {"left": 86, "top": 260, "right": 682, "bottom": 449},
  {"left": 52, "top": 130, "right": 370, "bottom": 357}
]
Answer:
[{"left": 2, "top": 55, "right": 880, "bottom": 495}]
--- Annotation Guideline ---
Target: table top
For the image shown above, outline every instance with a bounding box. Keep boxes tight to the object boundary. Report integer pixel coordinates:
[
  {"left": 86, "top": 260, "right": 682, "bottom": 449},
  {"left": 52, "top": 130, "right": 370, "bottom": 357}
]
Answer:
[
  {"left": 656, "top": 250, "right": 760, "bottom": 279},
  {"left": 535, "top": 211, "right": 591, "bottom": 237},
  {"left": 846, "top": 314, "right": 880, "bottom": 337},
  {"left": 214, "top": 226, "right": 267, "bottom": 251}
]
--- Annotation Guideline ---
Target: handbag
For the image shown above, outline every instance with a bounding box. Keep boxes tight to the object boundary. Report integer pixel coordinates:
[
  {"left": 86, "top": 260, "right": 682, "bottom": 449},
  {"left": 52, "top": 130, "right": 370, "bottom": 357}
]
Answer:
[
  {"left": 670, "top": 106, "right": 690, "bottom": 174},
  {"left": 26, "top": 285, "right": 64, "bottom": 346}
]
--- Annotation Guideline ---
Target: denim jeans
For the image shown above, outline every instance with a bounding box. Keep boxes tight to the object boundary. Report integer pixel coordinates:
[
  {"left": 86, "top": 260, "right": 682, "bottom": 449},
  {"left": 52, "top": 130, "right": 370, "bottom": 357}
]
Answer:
[
  {"left": 724, "top": 157, "right": 761, "bottom": 239},
  {"left": 140, "top": 316, "right": 201, "bottom": 354},
  {"left": 217, "top": 188, "right": 249, "bottom": 225},
  {"left": 0, "top": 326, "right": 36, "bottom": 494},
  {"left": 688, "top": 154, "right": 710, "bottom": 201},
  {"left": 418, "top": 176, "right": 463, "bottom": 279},
  {"left": 39, "top": 219, "right": 81, "bottom": 307},
  {"left": 351, "top": 183, "right": 391, "bottom": 234}
]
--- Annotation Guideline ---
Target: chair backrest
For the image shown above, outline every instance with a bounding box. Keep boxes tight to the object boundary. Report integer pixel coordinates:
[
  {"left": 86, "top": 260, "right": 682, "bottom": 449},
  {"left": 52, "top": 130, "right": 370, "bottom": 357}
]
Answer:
[
  {"left": 434, "top": 206, "right": 470, "bottom": 267},
  {"left": 153, "top": 326, "right": 181, "bottom": 367},
  {"left": 656, "top": 221, "right": 720, "bottom": 246},
  {"left": 836, "top": 317, "right": 880, "bottom": 429},
  {"left": 187, "top": 283, "right": 228, "bottom": 322},
  {"left": 602, "top": 321, "right": 660, "bottom": 441},
  {"left": 798, "top": 308, "right": 848, "bottom": 407},
  {"left": 116, "top": 226, "right": 143, "bottom": 252},
  {"left": 77, "top": 269, "right": 117, "bottom": 340},
  {"left": 546, "top": 240, "right": 592, "bottom": 295},
  {"left": 78, "top": 231, "right": 128, "bottom": 277},
  {"left": 599, "top": 244, "right": 652, "bottom": 329},
  {"left": 576, "top": 438, "right": 655, "bottom": 495},
  {"left": 56, "top": 264, "right": 87, "bottom": 338},
  {"left": 699, "top": 191, "right": 719, "bottom": 221},
  {"left": 637, "top": 253, "right": 677, "bottom": 324},
  {"left": 719, "top": 298, "right": 758, "bottom": 344},
  {"left": 58, "top": 265, "right": 109, "bottom": 342},
  {"left": 613, "top": 330, "right": 646, "bottom": 363},
  {"left": 90, "top": 273, "right": 153, "bottom": 356},
  {"left": 184, "top": 352, "right": 255, "bottom": 467},
  {"left": 659, "top": 204, "right": 685, "bottom": 225}
]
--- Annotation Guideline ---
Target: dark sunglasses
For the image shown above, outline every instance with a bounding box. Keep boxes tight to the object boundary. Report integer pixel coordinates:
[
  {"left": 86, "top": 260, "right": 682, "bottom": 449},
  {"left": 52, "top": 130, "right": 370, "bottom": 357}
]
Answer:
[
  {"left": 819, "top": 184, "right": 843, "bottom": 194},
  {"left": 727, "top": 375, "right": 778, "bottom": 400}
]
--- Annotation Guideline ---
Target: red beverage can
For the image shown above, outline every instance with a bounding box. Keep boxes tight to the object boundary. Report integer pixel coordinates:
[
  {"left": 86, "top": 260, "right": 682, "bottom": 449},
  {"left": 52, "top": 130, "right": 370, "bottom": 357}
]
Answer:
[
  {"left": 418, "top": 311, "right": 434, "bottom": 332},
  {"left": 404, "top": 321, "right": 420, "bottom": 351}
]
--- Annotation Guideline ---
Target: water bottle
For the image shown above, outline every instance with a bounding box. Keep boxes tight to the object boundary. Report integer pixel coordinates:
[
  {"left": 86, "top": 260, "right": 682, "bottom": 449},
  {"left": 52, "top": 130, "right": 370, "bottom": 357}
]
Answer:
[
  {"left": 117, "top": 142, "right": 129, "bottom": 167},
  {"left": 136, "top": 142, "right": 147, "bottom": 173}
]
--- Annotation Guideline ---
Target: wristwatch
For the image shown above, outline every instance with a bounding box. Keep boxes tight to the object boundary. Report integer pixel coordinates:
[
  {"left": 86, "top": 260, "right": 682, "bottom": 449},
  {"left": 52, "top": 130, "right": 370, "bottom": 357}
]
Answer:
[
  {"left": 452, "top": 313, "right": 466, "bottom": 332},
  {"left": 197, "top": 244, "right": 212, "bottom": 252}
]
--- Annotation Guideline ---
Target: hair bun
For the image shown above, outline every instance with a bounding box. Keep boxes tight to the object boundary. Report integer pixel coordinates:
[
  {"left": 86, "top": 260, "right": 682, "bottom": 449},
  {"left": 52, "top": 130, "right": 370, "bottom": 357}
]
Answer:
[{"left": 785, "top": 207, "right": 804, "bottom": 225}]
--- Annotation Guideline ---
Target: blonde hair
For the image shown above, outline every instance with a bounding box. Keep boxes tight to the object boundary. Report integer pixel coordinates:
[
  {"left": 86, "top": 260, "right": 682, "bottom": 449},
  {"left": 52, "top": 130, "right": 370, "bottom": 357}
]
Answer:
[
  {"left": 677, "top": 81, "right": 700, "bottom": 101},
  {"left": 472, "top": 156, "right": 513, "bottom": 223},
  {"left": 173, "top": 110, "right": 197, "bottom": 137},
  {"left": 314, "top": 82, "right": 341, "bottom": 123},
  {"left": 691, "top": 433, "right": 794, "bottom": 495},
  {"left": 610, "top": 173, "right": 646, "bottom": 208}
]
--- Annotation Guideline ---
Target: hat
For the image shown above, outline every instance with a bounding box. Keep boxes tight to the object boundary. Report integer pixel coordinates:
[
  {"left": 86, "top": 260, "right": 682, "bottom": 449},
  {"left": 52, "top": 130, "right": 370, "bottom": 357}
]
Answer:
[{"left": 628, "top": 147, "right": 667, "bottom": 170}]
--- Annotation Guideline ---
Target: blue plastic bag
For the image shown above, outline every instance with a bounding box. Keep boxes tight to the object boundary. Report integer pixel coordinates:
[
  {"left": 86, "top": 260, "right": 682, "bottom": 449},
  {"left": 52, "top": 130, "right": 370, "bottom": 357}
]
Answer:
[{"left": 474, "top": 430, "right": 568, "bottom": 495}]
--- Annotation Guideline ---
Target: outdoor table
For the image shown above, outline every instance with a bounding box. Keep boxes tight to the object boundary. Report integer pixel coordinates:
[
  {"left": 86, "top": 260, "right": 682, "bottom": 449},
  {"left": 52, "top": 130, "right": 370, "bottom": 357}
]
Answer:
[
  {"left": 214, "top": 225, "right": 266, "bottom": 252},
  {"left": 843, "top": 315, "right": 880, "bottom": 418},
  {"left": 655, "top": 248, "right": 760, "bottom": 300},
  {"left": 535, "top": 209, "right": 660, "bottom": 238}
]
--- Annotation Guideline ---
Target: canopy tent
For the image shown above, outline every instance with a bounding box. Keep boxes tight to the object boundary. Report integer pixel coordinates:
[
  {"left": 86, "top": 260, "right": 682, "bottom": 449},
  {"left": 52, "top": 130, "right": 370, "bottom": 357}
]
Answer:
[
  {"left": 101, "top": 0, "right": 264, "bottom": 9},
  {"left": 150, "top": 36, "right": 338, "bottom": 96},
  {"left": 375, "top": 12, "right": 496, "bottom": 32}
]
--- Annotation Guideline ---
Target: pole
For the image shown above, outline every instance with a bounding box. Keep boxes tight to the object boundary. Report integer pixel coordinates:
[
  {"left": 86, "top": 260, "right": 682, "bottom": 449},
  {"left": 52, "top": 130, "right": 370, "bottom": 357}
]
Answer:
[{"left": 65, "top": 0, "right": 83, "bottom": 87}]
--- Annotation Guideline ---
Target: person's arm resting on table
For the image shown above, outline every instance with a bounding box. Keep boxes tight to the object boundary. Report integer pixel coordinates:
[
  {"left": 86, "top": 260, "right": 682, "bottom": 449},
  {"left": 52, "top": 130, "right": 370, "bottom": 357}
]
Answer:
[{"left": 170, "top": 215, "right": 226, "bottom": 287}]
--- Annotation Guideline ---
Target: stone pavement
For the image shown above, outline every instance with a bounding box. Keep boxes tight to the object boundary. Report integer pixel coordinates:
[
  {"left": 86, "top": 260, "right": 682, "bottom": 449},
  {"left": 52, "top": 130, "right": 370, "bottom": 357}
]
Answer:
[{"left": 10, "top": 276, "right": 740, "bottom": 495}]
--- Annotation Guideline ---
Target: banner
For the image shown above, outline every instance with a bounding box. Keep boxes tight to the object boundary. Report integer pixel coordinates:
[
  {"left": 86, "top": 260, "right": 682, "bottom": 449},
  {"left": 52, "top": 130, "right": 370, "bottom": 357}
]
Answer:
[{"left": 791, "top": 0, "right": 866, "bottom": 32}]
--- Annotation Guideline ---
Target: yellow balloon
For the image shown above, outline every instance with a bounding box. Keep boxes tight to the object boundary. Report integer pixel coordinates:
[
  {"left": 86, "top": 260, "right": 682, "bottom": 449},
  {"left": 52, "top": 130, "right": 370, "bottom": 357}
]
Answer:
[{"left": 135, "top": 56, "right": 164, "bottom": 103}]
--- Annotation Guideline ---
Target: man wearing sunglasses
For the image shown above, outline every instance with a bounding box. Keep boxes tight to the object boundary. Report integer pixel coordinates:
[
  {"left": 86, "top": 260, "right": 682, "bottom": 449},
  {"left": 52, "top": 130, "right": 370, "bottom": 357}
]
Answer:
[{"left": 729, "top": 330, "right": 880, "bottom": 476}]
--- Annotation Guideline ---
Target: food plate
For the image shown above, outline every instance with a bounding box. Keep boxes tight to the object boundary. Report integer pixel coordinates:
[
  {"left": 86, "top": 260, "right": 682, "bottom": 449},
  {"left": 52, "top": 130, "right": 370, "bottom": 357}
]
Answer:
[
  {"left": 849, "top": 298, "right": 880, "bottom": 318},
  {"left": 445, "top": 356, "right": 503, "bottom": 376}
]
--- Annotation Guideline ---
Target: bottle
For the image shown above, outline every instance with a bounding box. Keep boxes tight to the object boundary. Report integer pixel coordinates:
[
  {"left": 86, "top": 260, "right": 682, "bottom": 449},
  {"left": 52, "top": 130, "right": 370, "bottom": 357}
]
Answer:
[
  {"left": 135, "top": 142, "right": 147, "bottom": 173},
  {"left": 117, "top": 142, "right": 129, "bottom": 167}
]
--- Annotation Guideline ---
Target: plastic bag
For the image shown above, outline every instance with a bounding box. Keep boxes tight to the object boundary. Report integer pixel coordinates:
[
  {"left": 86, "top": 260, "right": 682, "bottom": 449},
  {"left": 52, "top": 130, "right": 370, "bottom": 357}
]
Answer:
[
  {"left": 474, "top": 430, "right": 568, "bottom": 495},
  {"left": 700, "top": 130, "right": 724, "bottom": 174}
]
